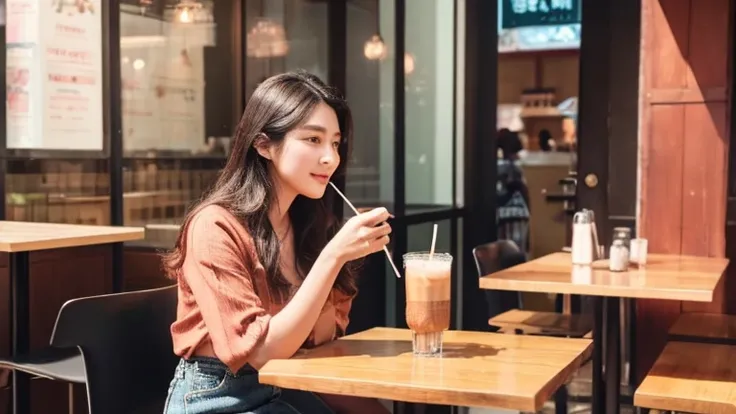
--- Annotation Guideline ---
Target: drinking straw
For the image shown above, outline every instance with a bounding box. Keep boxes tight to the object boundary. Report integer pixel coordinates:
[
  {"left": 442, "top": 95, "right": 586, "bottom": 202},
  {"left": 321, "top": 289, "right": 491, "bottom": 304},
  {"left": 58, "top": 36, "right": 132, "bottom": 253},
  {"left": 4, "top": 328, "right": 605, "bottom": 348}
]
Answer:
[
  {"left": 329, "top": 182, "right": 401, "bottom": 278},
  {"left": 429, "top": 223, "right": 438, "bottom": 261}
]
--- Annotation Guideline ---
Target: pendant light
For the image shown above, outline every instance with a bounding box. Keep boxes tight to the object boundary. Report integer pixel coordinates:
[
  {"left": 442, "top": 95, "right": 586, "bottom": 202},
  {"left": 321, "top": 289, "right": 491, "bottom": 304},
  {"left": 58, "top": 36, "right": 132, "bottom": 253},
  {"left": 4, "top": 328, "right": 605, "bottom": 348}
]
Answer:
[{"left": 364, "top": 1, "right": 387, "bottom": 61}]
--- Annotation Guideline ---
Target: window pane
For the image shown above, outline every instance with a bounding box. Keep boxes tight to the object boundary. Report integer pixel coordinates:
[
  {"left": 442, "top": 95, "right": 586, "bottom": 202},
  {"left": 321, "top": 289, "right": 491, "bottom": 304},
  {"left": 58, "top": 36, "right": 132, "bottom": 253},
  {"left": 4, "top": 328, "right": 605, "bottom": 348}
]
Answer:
[
  {"left": 244, "top": 0, "right": 329, "bottom": 97},
  {"left": 5, "top": 159, "right": 110, "bottom": 225},
  {"left": 345, "top": 0, "right": 394, "bottom": 209},
  {"left": 404, "top": 0, "right": 455, "bottom": 211},
  {"left": 120, "top": 1, "right": 236, "bottom": 247},
  {"left": 407, "top": 220, "right": 451, "bottom": 254}
]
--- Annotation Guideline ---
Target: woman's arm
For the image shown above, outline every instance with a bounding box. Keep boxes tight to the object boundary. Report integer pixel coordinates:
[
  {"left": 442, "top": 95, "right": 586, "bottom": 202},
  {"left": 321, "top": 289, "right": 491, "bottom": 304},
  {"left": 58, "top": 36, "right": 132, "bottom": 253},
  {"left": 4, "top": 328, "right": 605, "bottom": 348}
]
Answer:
[
  {"left": 248, "top": 250, "right": 343, "bottom": 369},
  {"left": 249, "top": 207, "right": 392, "bottom": 369}
]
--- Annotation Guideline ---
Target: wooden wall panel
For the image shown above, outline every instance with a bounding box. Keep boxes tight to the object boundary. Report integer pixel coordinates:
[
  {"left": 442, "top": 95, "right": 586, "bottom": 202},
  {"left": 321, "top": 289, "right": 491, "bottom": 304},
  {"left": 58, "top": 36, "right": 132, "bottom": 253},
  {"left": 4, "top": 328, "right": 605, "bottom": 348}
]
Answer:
[
  {"left": 681, "top": 102, "right": 729, "bottom": 312},
  {"left": 636, "top": 0, "right": 733, "bottom": 380},
  {"left": 647, "top": 0, "right": 689, "bottom": 91},
  {"left": 123, "top": 249, "right": 173, "bottom": 291},
  {"left": 636, "top": 104, "right": 686, "bottom": 380},
  {"left": 687, "top": 1, "right": 731, "bottom": 91},
  {"left": 641, "top": 105, "right": 685, "bottom": 254}
]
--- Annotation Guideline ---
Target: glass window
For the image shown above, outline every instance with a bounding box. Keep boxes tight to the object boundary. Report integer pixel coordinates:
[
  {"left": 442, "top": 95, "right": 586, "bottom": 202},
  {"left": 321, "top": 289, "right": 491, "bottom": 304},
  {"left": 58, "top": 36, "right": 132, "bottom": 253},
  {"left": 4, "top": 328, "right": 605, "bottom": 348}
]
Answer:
[
  {"left": 244, "top": 0, "right": 329, "bottom": 98},
  {"left": 407, "top": 219, "right": 451, "bottom": 254},
  {"left": 5, "top": 159, "right": 111, "bottom": 225},
  {"left": 404, "top": 0, "right": 455, "bottom": 212},
  {"left": 120, "top": 0, "right": 238, "bottom": 247},
  {"left": 345, "top": 0, "right": 394, "bottom": 211}
]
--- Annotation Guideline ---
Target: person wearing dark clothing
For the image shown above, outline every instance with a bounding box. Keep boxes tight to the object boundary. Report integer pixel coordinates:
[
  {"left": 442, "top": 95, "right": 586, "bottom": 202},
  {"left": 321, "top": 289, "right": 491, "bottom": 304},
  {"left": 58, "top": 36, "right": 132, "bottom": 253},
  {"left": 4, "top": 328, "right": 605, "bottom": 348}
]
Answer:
[{"left": 496, "top": 130, "right": 531, "bottom": 254}]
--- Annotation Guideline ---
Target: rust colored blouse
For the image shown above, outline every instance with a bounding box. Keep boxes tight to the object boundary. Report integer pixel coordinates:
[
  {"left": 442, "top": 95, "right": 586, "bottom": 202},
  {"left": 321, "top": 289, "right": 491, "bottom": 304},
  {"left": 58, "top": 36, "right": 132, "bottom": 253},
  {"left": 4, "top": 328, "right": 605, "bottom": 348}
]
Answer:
[{"left": 170, "top": 205, "right": 355, "bottom": 373}]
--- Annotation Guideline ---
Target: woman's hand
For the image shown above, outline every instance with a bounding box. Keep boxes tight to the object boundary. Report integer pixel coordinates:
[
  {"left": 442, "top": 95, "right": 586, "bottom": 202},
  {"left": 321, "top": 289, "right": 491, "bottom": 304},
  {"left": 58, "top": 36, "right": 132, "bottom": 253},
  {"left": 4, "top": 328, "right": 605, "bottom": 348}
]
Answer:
[{"left": 324, "top": 207, "right": 392, "bottom": 263}]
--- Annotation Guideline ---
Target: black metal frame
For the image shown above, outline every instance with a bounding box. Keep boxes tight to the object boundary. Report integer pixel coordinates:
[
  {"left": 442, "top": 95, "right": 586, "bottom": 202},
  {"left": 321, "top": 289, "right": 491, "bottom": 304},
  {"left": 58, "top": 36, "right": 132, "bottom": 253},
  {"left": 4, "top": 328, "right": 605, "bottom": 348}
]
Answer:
[
  {"left": 461, "top": 0, "right": 499, "bottom": 333},
  {"left": 106, "top": 0, "right": 125, "bottom": 292},
  {"left": 577, "top": 0, "right": 642, "bottom": 411},
  {"left": 389, "top": 0, "right": 407, "bottom": 328},
  {"left": 9, "top": 251, "right": 30, "bottom": 414}
]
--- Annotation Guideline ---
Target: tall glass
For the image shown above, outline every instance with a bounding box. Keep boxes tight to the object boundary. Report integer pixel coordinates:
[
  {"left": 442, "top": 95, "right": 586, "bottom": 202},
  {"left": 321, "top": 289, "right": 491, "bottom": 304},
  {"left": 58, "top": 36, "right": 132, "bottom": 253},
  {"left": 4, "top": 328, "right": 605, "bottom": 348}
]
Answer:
[{"left": 403, "top": 252, "right": 452, "bottom": 357}]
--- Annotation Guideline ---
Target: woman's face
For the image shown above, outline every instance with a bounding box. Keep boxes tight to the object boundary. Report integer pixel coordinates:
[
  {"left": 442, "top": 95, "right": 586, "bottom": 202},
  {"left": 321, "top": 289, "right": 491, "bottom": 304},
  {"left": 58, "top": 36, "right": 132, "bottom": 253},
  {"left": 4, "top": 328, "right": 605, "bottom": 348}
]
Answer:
[{"left": 262, "top": 102, "right": 342, "bottom": 200}]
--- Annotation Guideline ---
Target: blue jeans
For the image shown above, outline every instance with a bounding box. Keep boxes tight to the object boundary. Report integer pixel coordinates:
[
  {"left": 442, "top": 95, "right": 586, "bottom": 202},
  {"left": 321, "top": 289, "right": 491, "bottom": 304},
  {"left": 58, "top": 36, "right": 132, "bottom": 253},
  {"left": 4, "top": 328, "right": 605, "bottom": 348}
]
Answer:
[{"left": 163, "top": 357, "right": 335, "bottom": 414}]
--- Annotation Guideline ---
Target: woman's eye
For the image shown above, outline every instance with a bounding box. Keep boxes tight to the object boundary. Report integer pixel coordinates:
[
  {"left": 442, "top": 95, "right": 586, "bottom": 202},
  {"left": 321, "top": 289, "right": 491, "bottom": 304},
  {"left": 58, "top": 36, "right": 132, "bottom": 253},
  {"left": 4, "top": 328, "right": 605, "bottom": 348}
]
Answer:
[
  {"left": 306, "top": 136, "right": 320, "bottom": 143},
  {"left": 332, "top": 141, "right": 340, "bottom": 149}
]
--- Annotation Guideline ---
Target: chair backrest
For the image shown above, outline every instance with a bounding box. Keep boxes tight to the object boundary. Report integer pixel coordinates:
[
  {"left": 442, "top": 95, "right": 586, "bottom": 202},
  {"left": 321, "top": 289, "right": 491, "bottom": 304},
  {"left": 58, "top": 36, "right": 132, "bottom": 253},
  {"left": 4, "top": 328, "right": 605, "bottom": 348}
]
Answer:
[
  {"left": 50, "top": 284, "right": 179, "bottom": 414},
  {"left": 472, "top": 240, "right": 527, "bottom": 322},
  {"left": 472, "top": 239, "right": 526, "bottom": 277}
]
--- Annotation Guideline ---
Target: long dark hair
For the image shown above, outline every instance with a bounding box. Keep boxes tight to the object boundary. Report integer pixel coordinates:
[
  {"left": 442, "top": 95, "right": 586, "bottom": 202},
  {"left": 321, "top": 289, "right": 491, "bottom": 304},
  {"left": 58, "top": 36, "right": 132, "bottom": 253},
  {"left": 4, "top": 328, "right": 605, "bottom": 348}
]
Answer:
[{"left": 163, "top": 71, "right": 357, "bottom": 299}]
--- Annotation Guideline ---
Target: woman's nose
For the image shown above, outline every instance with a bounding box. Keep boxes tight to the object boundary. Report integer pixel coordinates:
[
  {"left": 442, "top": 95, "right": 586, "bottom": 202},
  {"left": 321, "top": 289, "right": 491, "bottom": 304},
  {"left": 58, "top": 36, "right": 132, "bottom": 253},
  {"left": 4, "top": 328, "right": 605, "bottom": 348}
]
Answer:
[
  {"left": 320, "top": 153, "right": 335, "bottom": 165},
  {"left": 320, "top": 147, "right": 337, "bottom": 165}
]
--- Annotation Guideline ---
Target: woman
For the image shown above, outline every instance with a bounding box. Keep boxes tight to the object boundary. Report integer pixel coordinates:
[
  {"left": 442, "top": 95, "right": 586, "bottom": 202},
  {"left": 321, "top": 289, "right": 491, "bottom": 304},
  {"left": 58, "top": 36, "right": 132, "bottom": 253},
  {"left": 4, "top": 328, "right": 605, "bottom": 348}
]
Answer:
[{"left": 163, "top": 71, "right": 392, "bottom": 414}]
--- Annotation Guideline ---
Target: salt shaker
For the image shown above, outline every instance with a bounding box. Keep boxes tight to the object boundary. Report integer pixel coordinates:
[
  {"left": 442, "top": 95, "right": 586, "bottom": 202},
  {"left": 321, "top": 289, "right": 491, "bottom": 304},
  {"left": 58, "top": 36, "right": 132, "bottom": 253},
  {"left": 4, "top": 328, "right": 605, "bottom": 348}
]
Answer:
[
  {"left": 609, "top": 239, "right": 629, "bottom": 272},
  {"left": 571, "top": 209, "right": 595, "bottom": 265}
]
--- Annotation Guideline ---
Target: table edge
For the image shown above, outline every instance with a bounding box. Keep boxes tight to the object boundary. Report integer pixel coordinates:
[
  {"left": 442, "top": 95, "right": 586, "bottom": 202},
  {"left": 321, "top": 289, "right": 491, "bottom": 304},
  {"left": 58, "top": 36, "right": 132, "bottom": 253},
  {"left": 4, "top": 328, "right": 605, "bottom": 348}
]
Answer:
[
  {"left": 478, "top": 278, "right": 715, "bottom": 302},
  {"left": 0, "top": 229, "right": 146, "bottom": 252}
]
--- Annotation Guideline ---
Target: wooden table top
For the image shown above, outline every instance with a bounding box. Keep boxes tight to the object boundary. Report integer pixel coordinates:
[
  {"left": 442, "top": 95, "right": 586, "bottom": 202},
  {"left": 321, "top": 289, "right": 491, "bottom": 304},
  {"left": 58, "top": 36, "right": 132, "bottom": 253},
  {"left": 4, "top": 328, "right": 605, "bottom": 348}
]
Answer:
[
  {"left": 258, "top": 327, "right": 592, "bottom": 411},
  {"left": 0, "top": 221, "right": 145, "bottom": 252},
  {"left": 479, "top": 252, "right": 728, "bottom": 302},
  {"left": 634, "top": 341, "right": 736, "bottom": 413}
]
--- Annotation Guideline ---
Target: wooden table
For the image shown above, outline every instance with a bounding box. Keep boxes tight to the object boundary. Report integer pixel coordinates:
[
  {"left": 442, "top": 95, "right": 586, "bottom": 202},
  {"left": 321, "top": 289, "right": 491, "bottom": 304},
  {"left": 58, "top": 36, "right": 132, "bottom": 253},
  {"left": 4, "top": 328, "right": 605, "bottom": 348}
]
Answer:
[
  {"left": 634, "top": 341, "right": 736, "bottom": 413},
  {"left": 259, "top": 327, "right": 593, "bottom": 412},
  {"left": 0, "top": 221, "right": 144, "bottom": 414},
  {"left": 479, "top": 252, "right": 729, "bottom": 414},
  {"left": 479, "top": 252, "right": 728, "bottom": 301}
]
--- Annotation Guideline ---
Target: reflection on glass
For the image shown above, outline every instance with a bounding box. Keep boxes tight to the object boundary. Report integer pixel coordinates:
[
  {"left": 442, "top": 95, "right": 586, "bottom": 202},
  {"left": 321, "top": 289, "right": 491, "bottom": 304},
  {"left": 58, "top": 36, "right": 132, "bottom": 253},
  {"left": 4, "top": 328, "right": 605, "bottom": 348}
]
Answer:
[
  {"left": 345, "top": 0, "right": 394, "bottom": 209},
  {"left": 364, "top": 34, "right": 387, "bottom": 61},
  {"left": 408, "top": 220, "right": 451, "bottom": 255},
  {"left": 245, "top": 0, "right": 329, "bottom": 97},
  {"left": 247, "top": 18, "right": 289, "bottom": 58},
  {"left": 404, "top": 0, "right": 455, "bottom": 208},
  {"left": 120, "top": 0, "right": 234, "bottom": 247},
  {"left": 5, "top": 159, "right": 111, "bottom": 225}
]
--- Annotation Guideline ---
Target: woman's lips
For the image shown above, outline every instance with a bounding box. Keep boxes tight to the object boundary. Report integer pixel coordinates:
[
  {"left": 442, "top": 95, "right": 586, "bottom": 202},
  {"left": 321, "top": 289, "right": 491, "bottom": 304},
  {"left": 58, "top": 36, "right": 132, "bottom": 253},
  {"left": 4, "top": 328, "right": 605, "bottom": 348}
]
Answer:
[{"left": 311, "top": 173, "right": 329, "bottom": 184}]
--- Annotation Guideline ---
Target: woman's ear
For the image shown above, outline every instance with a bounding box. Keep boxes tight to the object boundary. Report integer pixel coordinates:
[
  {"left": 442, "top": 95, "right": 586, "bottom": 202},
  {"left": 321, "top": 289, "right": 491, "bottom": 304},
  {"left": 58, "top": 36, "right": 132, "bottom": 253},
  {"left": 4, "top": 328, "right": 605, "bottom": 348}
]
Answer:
[{"left": 253, "top": 133, "right": 273, "bottom": 160}]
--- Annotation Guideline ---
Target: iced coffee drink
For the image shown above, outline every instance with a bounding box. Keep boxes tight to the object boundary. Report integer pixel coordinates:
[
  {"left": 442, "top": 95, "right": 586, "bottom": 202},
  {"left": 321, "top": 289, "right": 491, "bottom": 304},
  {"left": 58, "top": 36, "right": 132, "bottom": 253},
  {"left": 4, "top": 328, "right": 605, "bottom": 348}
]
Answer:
[{"left": 403, "top": 252, "right": 452, "bottom": 356}]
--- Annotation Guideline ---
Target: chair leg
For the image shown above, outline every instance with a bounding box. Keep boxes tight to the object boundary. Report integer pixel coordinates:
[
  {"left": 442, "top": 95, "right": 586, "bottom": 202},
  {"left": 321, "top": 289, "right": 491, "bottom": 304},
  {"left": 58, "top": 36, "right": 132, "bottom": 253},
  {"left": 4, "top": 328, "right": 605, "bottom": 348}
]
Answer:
[
  {"left": 68, "top": 383, "right": 75, "bottom": 414},
  {"left": 554, "top": 385, "right": 568, "bottom": 414}
]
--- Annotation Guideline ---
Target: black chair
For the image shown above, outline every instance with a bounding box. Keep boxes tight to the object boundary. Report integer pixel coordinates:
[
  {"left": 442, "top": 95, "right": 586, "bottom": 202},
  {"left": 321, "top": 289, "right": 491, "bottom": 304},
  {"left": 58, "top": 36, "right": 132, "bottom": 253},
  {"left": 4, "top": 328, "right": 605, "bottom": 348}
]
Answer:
[
  {"left": 0, "top": 284, "right": 179, "bottom": 414},
  {"left": 473, "top": 239, "right": 527, "bottom": 323},
  {"left": 473, "top": 240, "right": 593, "bottom": 337}
]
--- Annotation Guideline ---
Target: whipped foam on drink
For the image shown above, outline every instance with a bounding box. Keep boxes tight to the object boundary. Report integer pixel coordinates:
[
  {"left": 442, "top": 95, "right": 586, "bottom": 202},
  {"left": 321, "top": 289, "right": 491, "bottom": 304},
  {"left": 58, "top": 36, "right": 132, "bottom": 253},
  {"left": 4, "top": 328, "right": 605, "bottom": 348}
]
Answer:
[{"left": 404, "top": 259, "right": 451, "bottom": 301}]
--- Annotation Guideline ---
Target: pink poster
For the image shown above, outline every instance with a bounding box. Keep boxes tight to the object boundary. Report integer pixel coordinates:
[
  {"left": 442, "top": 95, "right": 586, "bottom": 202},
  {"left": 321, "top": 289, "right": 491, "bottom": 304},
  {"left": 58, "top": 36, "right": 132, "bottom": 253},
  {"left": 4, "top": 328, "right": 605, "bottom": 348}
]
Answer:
[{"left": 5, "top": 0, "right": 103, "bottom": 151}]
